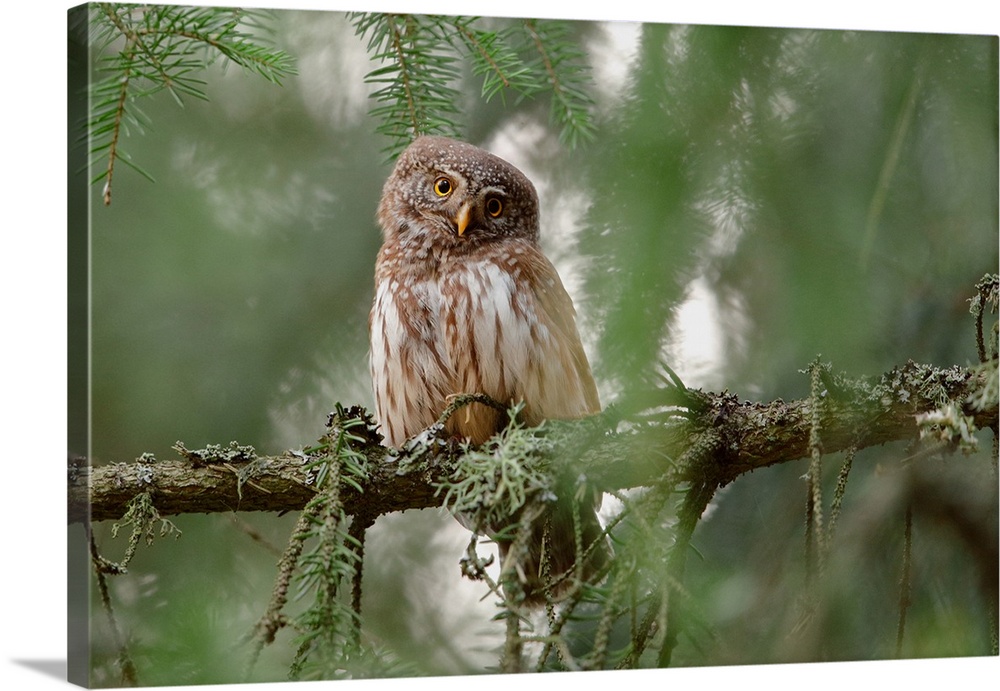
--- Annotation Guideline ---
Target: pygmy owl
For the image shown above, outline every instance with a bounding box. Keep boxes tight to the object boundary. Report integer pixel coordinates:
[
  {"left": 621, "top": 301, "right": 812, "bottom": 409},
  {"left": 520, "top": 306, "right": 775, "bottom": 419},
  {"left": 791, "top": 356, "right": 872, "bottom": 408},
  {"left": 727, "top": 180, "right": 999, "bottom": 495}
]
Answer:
[{"left": 369, "top": 135, "right": 607, "bottom": 603}]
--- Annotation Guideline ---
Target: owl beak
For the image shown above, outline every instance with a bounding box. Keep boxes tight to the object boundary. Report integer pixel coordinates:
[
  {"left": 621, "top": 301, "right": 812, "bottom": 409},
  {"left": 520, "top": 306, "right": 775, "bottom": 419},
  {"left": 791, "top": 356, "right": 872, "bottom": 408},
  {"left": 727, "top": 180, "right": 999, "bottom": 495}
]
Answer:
[{"left": 454, "top": 203, "right": 472, "bottom": 236}]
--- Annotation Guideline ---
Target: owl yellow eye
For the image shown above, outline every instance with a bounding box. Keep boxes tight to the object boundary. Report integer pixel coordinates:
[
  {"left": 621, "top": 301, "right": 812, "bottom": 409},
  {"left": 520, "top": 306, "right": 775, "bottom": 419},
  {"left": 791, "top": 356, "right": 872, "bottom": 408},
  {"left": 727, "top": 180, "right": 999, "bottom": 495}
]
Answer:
[
  {"left": 486, "top": 197, "right": 503, "bottom": 217},
  {"left": 433, "top": 177, "right": 453, "bottom": 197}
]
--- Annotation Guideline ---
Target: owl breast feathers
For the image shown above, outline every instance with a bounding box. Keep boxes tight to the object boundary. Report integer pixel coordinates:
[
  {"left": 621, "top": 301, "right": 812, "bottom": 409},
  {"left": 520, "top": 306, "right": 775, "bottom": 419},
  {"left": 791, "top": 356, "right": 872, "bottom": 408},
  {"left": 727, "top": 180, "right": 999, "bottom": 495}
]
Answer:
[{"left": 369, "top": 135, "right": 600, "bottom": 447}]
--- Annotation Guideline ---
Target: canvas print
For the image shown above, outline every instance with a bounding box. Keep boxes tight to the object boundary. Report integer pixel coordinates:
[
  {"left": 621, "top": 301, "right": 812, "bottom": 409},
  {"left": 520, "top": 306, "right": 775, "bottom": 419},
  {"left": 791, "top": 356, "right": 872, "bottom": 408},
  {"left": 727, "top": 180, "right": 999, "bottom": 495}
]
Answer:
[{"left": 67, "top": 3, "right": 998, "bottom": 687}]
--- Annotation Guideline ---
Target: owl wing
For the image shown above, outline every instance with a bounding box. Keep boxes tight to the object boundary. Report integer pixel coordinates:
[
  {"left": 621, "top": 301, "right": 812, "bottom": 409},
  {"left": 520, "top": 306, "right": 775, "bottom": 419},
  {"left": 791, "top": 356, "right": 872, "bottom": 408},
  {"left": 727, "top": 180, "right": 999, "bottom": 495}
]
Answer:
[
  {"left": 442, "top": 240, "right": 599, "bottom": 443},
  {"left": 517, "top": 245, "right": 601, "bottom": 420}
]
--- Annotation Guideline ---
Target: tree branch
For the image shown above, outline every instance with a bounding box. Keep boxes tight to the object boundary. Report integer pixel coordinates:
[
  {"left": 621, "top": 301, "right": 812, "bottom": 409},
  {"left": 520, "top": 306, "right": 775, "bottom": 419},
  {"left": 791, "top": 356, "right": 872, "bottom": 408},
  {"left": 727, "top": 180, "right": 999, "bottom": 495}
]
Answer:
[{"left": 68, "top": 360, "right": 997, "bottom": 525}]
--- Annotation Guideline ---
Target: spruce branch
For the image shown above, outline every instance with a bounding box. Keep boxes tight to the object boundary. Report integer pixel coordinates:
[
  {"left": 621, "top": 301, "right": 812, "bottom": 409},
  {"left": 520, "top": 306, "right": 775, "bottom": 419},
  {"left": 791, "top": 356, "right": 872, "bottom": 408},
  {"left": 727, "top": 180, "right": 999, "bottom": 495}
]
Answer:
[
  {"left": 451, "top": 19, "right": 540, "bottom": 101},
  {"left": 286, "top": 406, "right": 370, "bottom": 679},
  {"left": 521, "top": 19, "right": 596, "bottom": 147},
  {"left": 71, "top": 360, "right": 997, "bottom": 526},
  {"left": 84, "top": 8, "right": 598, "bottom": 197},
  {"left": 85, "top": 3, "right": 296, "bottom": 205},
  {"left": 351, "top": 14, "right": 597, "bottom": 159},
  {"left": 245, "top": 405, "right": 385, "bottom": 680},
  {"left": 352, "top": 13, "right": 464, "bottom": 157}
]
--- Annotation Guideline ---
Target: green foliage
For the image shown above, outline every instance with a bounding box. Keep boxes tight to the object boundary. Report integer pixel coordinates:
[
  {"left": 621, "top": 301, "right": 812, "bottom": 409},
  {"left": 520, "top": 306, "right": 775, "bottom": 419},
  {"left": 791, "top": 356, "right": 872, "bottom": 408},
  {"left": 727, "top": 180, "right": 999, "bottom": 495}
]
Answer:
[
  {"left": 83, "top": 7, "right": 595, "bottom": 201},
  {"left": 350, "top": 13, "right": 465, "bottom": 155},
  {"left": 436, "top": 402, "right": 554, "bottom": 527},
  {"left": 243, "top": 404, "right": 406, "bottom": 681},
  {"left": 287, "top": 485, "right": 363, "bottom": 680},
  {"left": 85, "top": 3, "right": 297, "bottom": 205},
  {"left": 427, "top": 400, "right": 723, "bottom": 672},
  {"left": 583, "top": 27, "right": 998, "bottom": 394},
  {"left": 519, "top": 19, "right": 597, "bottom": 147},
  {"left": 456, "top": 21, "right": 540, "bottom": 101},
  {"left": 351, "top": 13, "right": 595, "bottom": 158}
]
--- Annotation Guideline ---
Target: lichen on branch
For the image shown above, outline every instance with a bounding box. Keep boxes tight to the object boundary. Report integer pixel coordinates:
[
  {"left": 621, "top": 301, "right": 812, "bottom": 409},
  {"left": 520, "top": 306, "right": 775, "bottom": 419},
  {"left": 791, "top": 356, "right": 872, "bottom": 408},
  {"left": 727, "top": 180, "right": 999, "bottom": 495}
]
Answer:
[{"left": 69, "top": 357, "right": 997, "bottom": 526}]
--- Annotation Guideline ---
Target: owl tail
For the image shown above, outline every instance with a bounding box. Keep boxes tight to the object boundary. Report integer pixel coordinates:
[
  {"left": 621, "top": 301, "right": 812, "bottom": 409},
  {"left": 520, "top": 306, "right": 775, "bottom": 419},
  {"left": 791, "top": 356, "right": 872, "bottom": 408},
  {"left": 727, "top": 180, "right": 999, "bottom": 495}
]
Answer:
[{"left": 496, "top": 494, "right": 611, "bottom": 607}]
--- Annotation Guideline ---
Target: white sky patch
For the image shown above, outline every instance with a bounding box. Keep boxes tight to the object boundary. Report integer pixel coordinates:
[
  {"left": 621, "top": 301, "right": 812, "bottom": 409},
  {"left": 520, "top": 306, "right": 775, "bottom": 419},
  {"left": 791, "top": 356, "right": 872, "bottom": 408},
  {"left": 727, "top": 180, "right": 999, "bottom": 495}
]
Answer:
[
  {"left": 286, "top": 11, "right": 371, "bottom": 131},
  {"left": 587, "top": 21, "right": 642, "bottom": 115},
  {"left": 669, "top": 275, "right": 727, "bottom": 391}
]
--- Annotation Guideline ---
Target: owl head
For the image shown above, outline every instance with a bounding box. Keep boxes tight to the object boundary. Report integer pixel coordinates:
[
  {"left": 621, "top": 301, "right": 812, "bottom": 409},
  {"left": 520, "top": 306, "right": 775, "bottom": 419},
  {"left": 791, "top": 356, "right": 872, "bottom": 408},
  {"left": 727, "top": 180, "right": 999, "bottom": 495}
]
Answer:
[{"left": 377, "top": 136, "right": 540, "bottom": 246}]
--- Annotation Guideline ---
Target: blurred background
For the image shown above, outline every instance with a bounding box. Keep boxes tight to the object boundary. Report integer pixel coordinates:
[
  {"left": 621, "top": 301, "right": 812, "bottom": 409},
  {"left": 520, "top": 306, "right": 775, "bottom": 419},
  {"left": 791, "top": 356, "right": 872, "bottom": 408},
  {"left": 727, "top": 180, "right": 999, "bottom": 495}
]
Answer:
[{"left": 68, "top": 6, "right": 997, "bottom": 685}]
